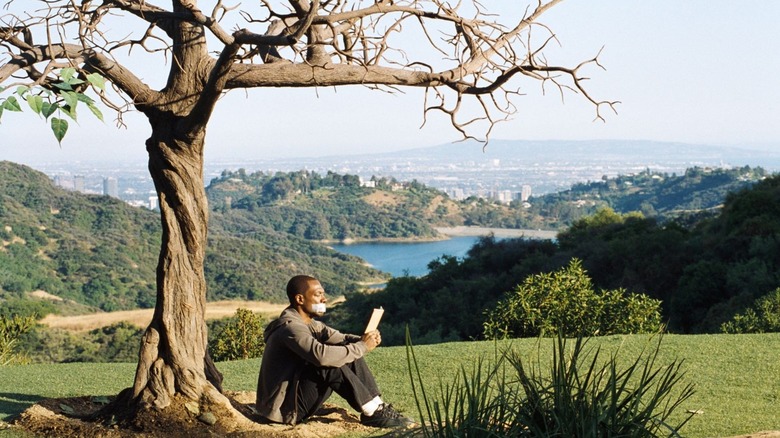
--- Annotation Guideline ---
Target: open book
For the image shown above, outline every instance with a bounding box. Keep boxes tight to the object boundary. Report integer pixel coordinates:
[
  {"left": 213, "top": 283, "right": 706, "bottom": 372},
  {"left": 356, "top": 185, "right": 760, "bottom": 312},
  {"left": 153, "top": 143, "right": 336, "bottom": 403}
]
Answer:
[{"left": 364, "top": 307, "right": 384, "bottom": 333}]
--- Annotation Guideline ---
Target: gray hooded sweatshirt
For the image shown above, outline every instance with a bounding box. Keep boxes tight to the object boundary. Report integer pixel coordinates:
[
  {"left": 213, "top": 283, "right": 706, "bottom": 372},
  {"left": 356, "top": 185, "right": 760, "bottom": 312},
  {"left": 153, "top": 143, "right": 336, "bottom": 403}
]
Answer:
[{"left": 255, "top": 306, "right": 367, "bottom": 424}]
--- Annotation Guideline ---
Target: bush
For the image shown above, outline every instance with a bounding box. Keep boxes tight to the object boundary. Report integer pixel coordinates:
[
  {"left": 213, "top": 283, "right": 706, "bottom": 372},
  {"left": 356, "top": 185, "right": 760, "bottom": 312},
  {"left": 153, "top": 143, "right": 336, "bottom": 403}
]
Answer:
[
  {"left": 208, "top": 308, "right": 265, "bottom": 361},
  {"left": 483, "top": 259, "right": 663, "bottom": 339},
  {"left": 17, "top": 322, "right": 144, "bottom": 363},
  {"left": 0, "top": 314, "right": 36, "bottom": 365},
  {"left": 0, "top": 298, "right": 57, "bottom": 320},
  {"left": 406, "top": 332, "right": 695, "bottom": 437},
  {"left": 721, "top": 288, "right": 780, "bottom": 334}
]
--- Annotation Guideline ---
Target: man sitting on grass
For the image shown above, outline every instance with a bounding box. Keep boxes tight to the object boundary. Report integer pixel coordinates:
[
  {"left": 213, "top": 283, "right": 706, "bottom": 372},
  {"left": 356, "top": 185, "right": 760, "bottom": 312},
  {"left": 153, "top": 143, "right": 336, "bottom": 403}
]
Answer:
[{"left": 255, "top": 274, "right": 413, "bottom": 429}]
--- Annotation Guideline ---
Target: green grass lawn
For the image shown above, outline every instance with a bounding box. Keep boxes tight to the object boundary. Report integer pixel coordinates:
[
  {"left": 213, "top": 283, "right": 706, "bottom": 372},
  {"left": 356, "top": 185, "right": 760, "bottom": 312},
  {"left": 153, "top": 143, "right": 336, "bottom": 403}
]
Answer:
[{"left": 2, "top": 333, "right": 779, "bottom": 437}]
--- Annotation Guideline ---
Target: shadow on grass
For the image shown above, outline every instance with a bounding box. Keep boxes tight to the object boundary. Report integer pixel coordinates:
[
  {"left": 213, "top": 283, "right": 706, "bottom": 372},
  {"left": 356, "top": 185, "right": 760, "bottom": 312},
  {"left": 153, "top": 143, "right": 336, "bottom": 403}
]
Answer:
[{"left": 0, "top": 393, "right": 45, "bottom": 421}]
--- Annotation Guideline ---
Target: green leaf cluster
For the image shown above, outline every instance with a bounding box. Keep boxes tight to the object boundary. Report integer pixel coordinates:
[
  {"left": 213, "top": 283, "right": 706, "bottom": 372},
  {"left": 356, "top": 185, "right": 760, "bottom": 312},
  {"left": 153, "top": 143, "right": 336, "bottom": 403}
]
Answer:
[
  {"left": 0, "top": 69, "right": 105, "bottom": 144},
  {"left": 556, "top": 175, "right": 780, "bottom": 333}
]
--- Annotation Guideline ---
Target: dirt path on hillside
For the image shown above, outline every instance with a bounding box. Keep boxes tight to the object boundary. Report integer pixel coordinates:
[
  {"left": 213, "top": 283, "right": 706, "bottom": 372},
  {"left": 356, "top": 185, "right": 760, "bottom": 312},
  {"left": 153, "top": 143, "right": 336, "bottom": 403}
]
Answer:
[{"left": 39, "top": 300, "right": 288, "bottom": 332}]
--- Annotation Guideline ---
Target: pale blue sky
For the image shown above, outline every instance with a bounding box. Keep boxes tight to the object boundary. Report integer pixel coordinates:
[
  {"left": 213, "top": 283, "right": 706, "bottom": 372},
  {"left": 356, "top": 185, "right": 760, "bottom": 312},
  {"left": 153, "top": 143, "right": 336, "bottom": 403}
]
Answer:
[{"left": 2, "top": 0, "right": 779, "bottom": 165}]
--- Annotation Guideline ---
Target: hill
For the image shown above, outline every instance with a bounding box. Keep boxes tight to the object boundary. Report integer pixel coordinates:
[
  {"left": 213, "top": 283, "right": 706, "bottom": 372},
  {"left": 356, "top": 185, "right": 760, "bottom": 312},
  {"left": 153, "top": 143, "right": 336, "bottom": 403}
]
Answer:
[
  {"left": 206, "top": 165, "right": 769, "bottom": 237},
  {"left": 309, "top": 139, "right": 780, "bottom": 195},
  {"left": 523, "top": 165, "right": 768, "bottom": 228},
  {"left": 206, "top": 169, "right": 456, "bottom": 241},
  {"left": 329, "top": 173, "right": 780, "bottom": 343},
  {"left": 1, "top": 159, "right": 770, "bottom": 315},
  {"left": 0, "top": 161, "right": 386, "bottom": 313}
]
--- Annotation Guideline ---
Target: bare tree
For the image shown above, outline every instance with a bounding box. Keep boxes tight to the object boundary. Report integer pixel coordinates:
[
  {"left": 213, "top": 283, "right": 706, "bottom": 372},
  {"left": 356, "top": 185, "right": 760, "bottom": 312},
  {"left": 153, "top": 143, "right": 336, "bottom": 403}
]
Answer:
[{"left": 0, "top": 0, "right": 614, "bottom": 424}]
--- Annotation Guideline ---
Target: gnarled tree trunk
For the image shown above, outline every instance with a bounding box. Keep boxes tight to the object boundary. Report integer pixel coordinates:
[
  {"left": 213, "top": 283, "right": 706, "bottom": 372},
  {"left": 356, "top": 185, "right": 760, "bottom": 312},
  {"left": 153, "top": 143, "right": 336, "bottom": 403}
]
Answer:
[{"left": 129, "top": 114, "right": 223, "bottom": 410}]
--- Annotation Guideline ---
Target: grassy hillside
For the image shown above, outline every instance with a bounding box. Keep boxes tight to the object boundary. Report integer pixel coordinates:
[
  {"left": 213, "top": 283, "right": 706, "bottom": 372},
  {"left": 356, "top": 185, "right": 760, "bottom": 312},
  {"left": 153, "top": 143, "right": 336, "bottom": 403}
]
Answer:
[
  {"left": 2, "top": 334, "right": 778, "bottom": 437},
  {"left": 0, "top": 161, "right": 386, "bottom": 313}
]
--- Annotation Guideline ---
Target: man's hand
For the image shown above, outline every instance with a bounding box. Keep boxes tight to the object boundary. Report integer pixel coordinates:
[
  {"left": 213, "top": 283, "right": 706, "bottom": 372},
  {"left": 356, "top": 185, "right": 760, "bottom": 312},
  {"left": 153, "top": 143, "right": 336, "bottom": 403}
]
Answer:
[{"left": 362, "top": 330, "right": 382, "bottom": 352}]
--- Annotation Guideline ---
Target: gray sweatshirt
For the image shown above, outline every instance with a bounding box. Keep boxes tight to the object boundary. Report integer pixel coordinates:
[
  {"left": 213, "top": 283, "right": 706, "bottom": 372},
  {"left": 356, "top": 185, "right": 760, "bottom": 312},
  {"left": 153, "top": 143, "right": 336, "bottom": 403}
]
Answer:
[{"left": 255, "top": 306, "right": 367, "bottom": 424}]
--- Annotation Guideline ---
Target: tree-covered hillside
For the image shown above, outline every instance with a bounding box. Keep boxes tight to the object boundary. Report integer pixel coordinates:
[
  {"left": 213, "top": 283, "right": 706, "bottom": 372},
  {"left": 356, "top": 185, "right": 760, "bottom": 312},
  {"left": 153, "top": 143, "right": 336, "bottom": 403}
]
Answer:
[
  {"left": 530, "top": 166, "right": 767, "bottom": 226},
  {"left": 206, "top": 169, "right": 460, "bottom": 240},
  {"left": 207, "top": 166, "right": 767, "bottom": 237},
  {"left": 0, "top": 162, "right": 385, "bottom": 314},
  {"left": 498, "top": 166, "right": 767, "bottom": 230},
  {"left": 0, "top": 161, "right": 159, "bottom": 311},
  {"left": 1, "top": 160, "right": 770, "bottom": 317},
  {"left": 329, "top": 173, "right": 780, "bottom": 344}
]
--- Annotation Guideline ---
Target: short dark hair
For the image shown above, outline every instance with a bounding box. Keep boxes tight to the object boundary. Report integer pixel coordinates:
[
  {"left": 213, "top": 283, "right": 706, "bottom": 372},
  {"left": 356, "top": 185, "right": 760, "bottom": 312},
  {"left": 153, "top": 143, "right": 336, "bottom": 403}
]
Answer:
[{"left": 286, "top": 275, "right": 318, "bottom": 304}]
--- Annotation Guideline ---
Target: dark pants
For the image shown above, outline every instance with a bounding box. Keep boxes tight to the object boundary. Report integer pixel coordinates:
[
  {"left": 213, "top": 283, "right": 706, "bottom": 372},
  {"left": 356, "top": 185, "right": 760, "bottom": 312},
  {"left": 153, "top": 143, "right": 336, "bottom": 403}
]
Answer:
[{"left": 296, "top": 357, "right": 381, "bottom": 421}]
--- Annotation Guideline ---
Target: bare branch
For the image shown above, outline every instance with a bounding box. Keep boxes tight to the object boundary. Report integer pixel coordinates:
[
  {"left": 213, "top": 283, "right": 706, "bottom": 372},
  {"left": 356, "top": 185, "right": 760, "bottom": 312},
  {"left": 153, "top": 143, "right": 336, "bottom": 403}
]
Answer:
[
  {"left": 0, "top": 39, "right": 155, "bottom": 108},
  {"left": 2, "top": 0, "right": 612, "bottom": 141},
  {"left": 177, "top": 0, "right": 235, "bottom": 45}
]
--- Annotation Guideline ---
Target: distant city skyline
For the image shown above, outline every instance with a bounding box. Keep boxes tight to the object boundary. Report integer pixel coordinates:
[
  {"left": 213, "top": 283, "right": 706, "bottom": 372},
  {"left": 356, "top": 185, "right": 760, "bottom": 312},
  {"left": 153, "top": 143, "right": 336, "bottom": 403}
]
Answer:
[
  {"left": 2, "top": 0, "right": 779, "bottom": 166},
  {"left": 39, "top": 139, "right": 780, "bottom": 209}
]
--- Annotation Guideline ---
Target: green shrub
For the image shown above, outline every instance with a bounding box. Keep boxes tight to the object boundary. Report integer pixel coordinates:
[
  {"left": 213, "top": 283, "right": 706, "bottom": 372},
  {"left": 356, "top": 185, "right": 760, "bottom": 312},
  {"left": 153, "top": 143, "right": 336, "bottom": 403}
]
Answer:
[
  {"left": 18, "top": 322, "right": 143, "bottom": 363},
  {"left": 0, "top": 298, "right": 57, "bottom": 319},
  {"left": 721, "top": 288, "right": 780, "bottom": 333},
  {"left": 87, "top": 322, "right": 144, "bottom": 362},
  {"left": 406, "top": 331, "right": 695, "bottom": 437},
  {"left": 0, "top": 313, "right": 35, "bottom": 365},
  {"left": 483, "top": 259, "right": 663, "bottom": 339},
  {"left": 208, "top": 308, "right": 265, "bottom": 361}
]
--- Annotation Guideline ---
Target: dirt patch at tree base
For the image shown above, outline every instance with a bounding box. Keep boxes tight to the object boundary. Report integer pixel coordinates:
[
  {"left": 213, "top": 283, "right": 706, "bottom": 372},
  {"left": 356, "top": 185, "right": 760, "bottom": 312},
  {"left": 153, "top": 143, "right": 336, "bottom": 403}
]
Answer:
[
  {"left": 9, "top": 391, "right": 384, "bottom": 437},
  {"left": 7, "top": 391, "right": 780, "bottom": 437}
]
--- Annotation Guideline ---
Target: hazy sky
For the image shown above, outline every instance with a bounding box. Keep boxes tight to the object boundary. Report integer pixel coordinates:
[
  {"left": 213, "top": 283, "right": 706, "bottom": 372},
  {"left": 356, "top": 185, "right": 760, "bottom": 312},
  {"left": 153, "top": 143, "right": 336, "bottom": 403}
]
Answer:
[{"left": 2, "top": 0, "right": 779, "bottom": 166}]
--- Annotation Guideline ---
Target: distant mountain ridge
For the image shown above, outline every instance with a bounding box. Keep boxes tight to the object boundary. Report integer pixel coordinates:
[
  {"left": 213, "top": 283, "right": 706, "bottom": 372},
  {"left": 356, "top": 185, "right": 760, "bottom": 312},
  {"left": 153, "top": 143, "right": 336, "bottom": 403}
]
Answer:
[
  {"left": 229, "top": 139, "right": 777, "bottom": 199},
  {"left": 365, "top": 139, "right": 779, "bottom": 167}
]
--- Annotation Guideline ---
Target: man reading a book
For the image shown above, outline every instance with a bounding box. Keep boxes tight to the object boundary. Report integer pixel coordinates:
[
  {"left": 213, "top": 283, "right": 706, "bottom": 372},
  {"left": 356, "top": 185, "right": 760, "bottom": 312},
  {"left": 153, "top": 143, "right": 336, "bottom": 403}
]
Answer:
[{"left": 255, "top": 275, "right": 413, "bottom": 428}]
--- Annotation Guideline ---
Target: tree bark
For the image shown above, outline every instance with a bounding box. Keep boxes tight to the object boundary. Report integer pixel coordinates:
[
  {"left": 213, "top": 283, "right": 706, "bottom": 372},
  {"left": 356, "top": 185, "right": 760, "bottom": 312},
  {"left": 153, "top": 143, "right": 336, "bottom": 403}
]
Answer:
[{"left": 130, "top": 114, "right": 221, "bottom": 409}]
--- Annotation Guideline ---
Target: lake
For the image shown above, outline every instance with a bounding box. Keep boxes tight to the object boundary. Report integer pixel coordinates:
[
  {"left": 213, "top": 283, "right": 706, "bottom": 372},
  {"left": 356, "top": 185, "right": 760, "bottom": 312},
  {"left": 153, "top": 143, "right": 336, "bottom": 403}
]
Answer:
[
  {"left": 331, "top": 236, "right": 482, "bottom": 278},
  {"left": 331, "top": 228, "right": 558, "bottom": 278}
]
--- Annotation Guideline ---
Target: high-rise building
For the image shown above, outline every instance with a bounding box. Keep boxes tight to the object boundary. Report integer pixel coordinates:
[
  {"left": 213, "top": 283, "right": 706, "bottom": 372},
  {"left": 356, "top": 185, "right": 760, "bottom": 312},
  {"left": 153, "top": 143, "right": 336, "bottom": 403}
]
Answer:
[
  {"left": 73, "top": 175, "right": 85, "bottom": 193},
  {"left": 449, "top": 188, "right": 465, "bottom": 200},
  {"left": 53, "top": 175, "right": 74, "bottom": 190},
  {"left": 521, "top": 185, "right": 532, "bottom": 202},
  {"left": 103, "top": 177, "right": 119, "bottom": 198},
  {"left": 496, "top": 190, "right": 513, "bottom": 204}
]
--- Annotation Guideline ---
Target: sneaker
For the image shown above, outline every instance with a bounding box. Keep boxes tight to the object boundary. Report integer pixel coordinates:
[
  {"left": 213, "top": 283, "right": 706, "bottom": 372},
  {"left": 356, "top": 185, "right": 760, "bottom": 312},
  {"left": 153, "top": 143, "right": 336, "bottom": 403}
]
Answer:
[{"left": 360, "top": 403, "right": 415, "bottom": 428}]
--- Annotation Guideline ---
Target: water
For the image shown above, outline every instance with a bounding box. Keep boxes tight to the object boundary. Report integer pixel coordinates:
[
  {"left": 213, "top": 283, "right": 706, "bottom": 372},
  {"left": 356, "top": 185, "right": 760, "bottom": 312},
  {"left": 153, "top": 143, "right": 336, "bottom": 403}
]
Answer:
[{"left": 331, "top": 236, "right": 481, "bottom": 278}]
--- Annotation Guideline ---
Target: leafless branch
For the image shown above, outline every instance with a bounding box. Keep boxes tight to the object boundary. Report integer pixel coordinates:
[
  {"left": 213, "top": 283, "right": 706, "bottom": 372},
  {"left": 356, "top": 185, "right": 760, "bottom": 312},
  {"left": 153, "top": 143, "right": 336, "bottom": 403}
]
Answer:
[{"left": 1, "top": 0, "right": 613, "bottom": 141}]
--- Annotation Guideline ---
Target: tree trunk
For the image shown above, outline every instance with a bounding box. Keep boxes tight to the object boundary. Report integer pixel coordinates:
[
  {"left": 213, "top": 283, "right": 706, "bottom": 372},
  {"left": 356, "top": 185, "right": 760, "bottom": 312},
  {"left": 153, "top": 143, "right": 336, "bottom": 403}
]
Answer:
[{"left": 129, "top": 117, "right": 223, "bottom": 409}]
